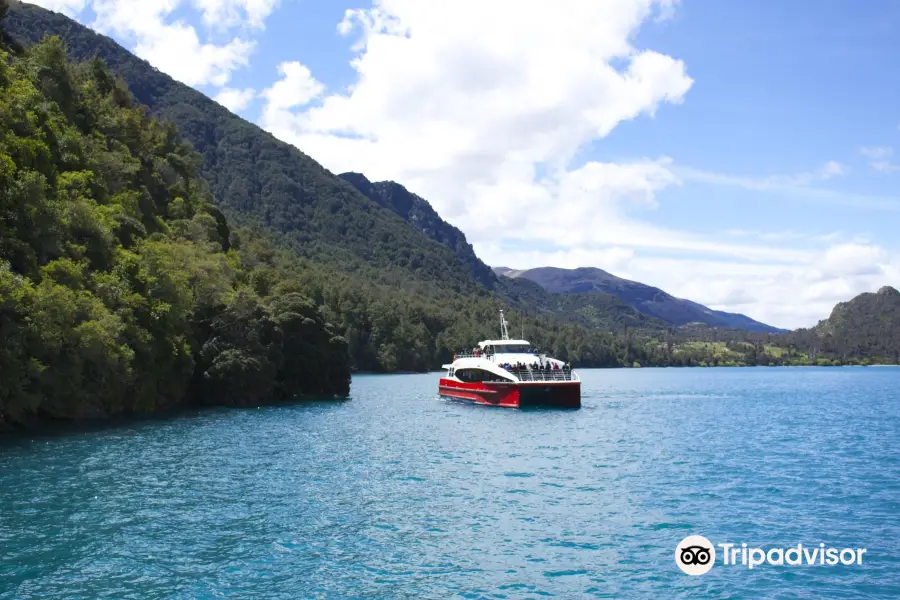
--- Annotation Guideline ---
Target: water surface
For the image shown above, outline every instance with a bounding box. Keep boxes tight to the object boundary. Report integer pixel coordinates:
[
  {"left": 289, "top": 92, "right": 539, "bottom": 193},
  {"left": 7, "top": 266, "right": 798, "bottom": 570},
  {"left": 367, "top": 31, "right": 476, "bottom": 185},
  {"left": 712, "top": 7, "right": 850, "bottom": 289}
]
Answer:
[{"left": 2, "top": 367, "right": 899, "bottom": 598}]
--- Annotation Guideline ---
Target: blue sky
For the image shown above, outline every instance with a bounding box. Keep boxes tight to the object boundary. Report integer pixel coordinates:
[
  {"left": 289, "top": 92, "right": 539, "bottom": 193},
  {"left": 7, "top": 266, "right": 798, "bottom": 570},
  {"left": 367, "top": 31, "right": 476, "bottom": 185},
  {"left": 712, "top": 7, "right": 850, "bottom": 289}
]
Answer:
[
  {"left": 627, "top": 1, "right": 900, "bottom": 238},
  {"left": 33, "top": 0, "right": 900, "bottom": 328}
]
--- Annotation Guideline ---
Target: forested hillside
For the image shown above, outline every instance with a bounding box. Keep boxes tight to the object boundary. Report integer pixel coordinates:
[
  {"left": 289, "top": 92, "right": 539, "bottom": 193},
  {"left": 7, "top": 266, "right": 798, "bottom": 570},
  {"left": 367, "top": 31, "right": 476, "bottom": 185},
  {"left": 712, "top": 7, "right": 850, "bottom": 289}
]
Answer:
[
  {"left": 339, "top": 172, "right": 497, "bottom": 287},
  {"left": 5, "top": 2, "right": 490, "bottom": 296},
  {"left": 0, "top": 31, "right": 349, "bottom": 428},
  {"left": 4, "top": 3, "right": 897, "bottom": 379},
  {"left": 777, "top": 286, "right": 900, "bottom": 364}
]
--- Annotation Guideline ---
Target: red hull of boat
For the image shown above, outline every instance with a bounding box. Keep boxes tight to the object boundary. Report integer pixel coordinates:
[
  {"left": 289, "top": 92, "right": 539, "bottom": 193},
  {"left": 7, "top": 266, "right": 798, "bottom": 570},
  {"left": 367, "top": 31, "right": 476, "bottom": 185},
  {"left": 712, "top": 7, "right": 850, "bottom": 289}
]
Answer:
[{"left": 438, "top": 379, "right": 581, "bottom": 409}]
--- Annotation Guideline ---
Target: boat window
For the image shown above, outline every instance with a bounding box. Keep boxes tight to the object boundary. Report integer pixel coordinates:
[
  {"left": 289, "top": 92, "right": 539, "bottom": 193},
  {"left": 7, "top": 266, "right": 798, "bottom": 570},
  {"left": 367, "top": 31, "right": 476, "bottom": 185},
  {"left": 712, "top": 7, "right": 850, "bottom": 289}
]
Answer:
[
  {"left": 456, "top": 369, "right": 482, "bottom": 382},
  {"left": 456, "top": 368, "right": 511, "bottom": 383},
  {"left": 493, "top": 344, "right": 533, "bottom": 354}
]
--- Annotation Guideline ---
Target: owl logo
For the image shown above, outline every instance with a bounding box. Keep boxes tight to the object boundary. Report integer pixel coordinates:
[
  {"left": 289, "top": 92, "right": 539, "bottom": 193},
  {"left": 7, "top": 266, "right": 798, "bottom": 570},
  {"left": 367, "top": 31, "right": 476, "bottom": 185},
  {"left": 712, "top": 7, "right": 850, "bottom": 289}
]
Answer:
[
  {"left": 680, "top": 545, "right": 712, "bottom": 565},
  {"left": 675, "top": 535, "right": 716, "bottom": 575}
]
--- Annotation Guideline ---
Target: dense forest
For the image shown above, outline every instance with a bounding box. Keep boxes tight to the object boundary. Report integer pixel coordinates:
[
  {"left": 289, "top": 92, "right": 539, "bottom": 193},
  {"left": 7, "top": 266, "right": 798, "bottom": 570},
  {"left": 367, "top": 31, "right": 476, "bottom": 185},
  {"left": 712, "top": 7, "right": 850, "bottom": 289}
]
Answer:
[
  {"left": 0, "top": 29, "right": 350, "bottom": 428},
  {"left": 1, "top": 1, "right": 899, "bottom": 433}
]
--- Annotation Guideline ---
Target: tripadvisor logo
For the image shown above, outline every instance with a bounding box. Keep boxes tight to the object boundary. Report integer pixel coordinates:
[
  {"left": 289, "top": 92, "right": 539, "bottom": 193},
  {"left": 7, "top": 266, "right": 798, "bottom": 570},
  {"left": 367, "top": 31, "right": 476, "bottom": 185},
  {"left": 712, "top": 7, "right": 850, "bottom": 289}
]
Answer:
[
  {"left": 675, "top": 535, "right": 868, "bottom": 575},
  {"left": 675, "top": 535, "right": 715, "bottom": 575}
]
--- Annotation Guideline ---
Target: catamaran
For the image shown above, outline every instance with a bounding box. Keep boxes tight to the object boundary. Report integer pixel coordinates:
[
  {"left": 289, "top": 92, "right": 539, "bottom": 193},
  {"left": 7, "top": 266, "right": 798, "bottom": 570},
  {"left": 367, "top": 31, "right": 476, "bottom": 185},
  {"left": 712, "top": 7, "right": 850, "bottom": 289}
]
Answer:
[{"left": 438, "top": 311, "right": 581, "bottom": 408}]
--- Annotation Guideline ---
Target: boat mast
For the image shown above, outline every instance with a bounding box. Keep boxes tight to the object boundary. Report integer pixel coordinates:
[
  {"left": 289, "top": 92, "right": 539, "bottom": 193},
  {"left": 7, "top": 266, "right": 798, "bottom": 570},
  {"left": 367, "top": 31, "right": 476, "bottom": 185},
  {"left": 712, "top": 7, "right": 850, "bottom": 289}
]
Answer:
[{"left": 499, "top": 310, "right": 510, "bottom": 340}]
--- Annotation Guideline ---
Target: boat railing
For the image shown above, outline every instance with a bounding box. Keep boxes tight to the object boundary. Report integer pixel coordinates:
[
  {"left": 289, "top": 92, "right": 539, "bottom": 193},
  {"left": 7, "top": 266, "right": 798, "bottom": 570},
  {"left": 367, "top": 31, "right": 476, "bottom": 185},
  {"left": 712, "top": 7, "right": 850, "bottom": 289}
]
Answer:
[
  {"left": 511, "top": 369, "right": 579, "bottom": 383},
  {"left": 453, "top": 352, "right": 482, "bottom": 359},
  {"left": 452, "top": 352, "right": 541, "bottom": 360}
]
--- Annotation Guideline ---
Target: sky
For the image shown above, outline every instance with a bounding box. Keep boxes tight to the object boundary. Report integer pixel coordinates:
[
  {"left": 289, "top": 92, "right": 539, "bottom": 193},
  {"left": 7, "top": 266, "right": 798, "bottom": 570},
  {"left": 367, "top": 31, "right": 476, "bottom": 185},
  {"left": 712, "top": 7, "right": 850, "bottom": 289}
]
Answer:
[{"left": 30, "top": 0, "right": 900, "bottom": 329}]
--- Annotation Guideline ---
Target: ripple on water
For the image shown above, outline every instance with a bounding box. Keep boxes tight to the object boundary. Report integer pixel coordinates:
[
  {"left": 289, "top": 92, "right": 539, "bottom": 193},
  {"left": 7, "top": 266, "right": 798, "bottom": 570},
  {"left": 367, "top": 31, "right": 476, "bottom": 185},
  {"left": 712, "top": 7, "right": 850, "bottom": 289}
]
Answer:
[{"left": 1, "top": 368, "right": 899, "bottom": 599}]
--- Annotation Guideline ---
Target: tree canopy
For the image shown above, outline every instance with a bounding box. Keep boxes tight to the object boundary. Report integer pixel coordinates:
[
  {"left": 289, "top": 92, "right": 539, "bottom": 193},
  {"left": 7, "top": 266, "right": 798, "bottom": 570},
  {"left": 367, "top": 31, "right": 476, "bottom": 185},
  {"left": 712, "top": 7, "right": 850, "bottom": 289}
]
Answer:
[{"left": 0, "top": 35, "right": 349, "bottom": 428}]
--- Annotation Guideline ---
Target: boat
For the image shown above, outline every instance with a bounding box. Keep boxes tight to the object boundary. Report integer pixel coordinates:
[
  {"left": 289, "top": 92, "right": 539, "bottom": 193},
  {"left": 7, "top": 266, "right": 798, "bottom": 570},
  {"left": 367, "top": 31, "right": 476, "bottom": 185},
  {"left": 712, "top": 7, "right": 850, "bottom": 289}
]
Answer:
[{"left": 438, "top": 310, "right": 581, "bottom": 408}]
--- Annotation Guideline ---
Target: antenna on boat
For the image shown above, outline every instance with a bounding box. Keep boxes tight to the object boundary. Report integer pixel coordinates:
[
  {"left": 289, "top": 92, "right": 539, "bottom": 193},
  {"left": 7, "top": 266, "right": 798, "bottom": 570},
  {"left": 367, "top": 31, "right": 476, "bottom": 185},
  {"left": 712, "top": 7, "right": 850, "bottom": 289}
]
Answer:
[{"left": 499, "top": 309, "right": 510, "bottom": 340}]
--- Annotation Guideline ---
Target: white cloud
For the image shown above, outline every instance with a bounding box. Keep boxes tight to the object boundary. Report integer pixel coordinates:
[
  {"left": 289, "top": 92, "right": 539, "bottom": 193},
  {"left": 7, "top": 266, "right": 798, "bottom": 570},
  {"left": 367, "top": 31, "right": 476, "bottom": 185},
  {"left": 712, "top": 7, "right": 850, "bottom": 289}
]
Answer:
[
  {"left": 679, "top": 159, "right": 848, "bottom": 190},
  {"left": 191, "top": 0, "right": 281, "bottom": 29},
  {"left": 871, "top": 161, "right": 900, "bottom": 173},
  {"left": 134, "top": 28, "right": 254, "bottom": 88},
  {"left": 859, "top": 146, "right": 900, "bottom": 172},
  {"left": 260, "top": 0, "right": 692, "bottom": 210},
  {"left": 29, "top": 0, "right": 89, "bottom": 16},
  {"left": 261, "top": 62, "right": 325, "bottom": 111},
  {"left": 461, "top": 159, "right": 819, "bottom": 264},
  {"left": 678, "top": 164, "right": 900, "bottom": 211},
  {"left": 214, "top": 86, "right": 257, "bottom": 111},
  {"left": 724, "top": 229, "right": 846, "bottom": 243},
  {"left": 255, "top": 0, "right": 711, "bottom": 281},
  {"left": 819, "top": 160, "right": 846, "bottom": 179},
  {"left": 860, "top": 146, "right": 892, "bottom": 160},
  {"left": 816, "top": 243, "right": 886, "bottom": 279},
  {"left": 87, "top": 0, "right": 259, "bottom": 87}
]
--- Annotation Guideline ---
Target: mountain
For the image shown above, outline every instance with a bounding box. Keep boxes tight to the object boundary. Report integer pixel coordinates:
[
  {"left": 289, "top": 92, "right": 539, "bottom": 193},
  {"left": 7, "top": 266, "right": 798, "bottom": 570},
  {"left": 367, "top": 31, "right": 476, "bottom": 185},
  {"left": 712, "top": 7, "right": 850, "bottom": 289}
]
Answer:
[
  {"left": 817, "top": 285, "right": 900, "bottom": 330},
  {"left": 336, "top": 174, "right": 672, "bottom": 332},
  {"left": 338, "top": 173, "right": 497, "bottom": 287},
  {"left": 4, "top": 2, "right": 490, "bottom": 296},
  {"left": 801, "top": 286, "right": 900, "bottom": 362},
  {"left": 497, "top": 266, "right": 787, "bottom": 333}
]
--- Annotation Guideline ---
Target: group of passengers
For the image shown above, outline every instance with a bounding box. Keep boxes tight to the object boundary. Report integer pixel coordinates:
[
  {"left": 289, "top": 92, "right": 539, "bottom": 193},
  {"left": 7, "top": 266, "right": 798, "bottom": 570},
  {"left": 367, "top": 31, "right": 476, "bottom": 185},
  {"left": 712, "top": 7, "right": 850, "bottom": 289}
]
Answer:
[
  {"left": 451, "top": 348, "right": 571, "bottom": 375},
  {"left": 501, "top": 361, "right": 571, "bottom": 373}
]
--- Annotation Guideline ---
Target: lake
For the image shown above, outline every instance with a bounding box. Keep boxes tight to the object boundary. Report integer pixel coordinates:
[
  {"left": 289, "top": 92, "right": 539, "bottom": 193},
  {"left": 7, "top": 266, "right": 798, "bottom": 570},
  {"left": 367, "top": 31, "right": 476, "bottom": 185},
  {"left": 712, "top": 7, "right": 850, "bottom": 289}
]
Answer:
[{"left": 2, "top": 367, "right": 899, "bottom": 598}]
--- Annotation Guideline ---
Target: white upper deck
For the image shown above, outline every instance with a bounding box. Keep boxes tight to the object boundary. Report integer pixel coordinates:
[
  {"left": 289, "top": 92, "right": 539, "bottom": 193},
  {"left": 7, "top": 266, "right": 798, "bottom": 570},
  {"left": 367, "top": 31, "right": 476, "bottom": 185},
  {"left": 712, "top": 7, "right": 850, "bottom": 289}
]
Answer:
[{"left": 478, "top": 339, "right": 531, "bottom": 348}]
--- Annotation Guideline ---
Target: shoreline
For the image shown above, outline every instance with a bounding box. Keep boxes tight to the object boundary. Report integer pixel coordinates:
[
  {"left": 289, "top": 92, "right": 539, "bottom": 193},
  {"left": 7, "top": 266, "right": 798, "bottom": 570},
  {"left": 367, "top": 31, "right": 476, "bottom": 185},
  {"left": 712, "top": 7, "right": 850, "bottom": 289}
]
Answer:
[
  {"left": 0, "top": 394, "right": 349, "bottom": 439},
  {"left": 6, "top": 364, "right": 896, "bottom": 436}
]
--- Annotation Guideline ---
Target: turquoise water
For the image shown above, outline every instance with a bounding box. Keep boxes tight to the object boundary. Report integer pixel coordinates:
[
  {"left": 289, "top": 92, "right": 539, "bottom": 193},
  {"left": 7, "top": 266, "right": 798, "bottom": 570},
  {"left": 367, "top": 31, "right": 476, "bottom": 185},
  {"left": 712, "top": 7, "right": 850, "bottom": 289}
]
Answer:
[{"left": 2, "top": 367, "right": 900, "bottom": 598}]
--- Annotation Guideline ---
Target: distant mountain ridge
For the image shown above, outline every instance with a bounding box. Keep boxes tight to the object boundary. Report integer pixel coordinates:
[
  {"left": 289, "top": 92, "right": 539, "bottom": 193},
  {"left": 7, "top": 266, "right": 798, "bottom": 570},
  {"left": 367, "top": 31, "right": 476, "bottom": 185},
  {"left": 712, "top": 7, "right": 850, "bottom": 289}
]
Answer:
[
  {"left": 337, "top": 174, "right": 671, "bottom": 331},
  {"left": 496, "top": 266, "right": 787, "bottom": 333}
]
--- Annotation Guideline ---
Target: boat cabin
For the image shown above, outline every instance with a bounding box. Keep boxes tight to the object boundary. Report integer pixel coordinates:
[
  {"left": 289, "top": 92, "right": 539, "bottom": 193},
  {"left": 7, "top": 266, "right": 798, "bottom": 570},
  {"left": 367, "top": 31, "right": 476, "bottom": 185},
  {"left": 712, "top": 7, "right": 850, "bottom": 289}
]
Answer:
[{"left": 478, "top": 339, "right": 536, "bottom": 356}]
